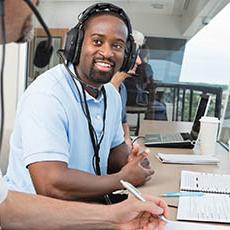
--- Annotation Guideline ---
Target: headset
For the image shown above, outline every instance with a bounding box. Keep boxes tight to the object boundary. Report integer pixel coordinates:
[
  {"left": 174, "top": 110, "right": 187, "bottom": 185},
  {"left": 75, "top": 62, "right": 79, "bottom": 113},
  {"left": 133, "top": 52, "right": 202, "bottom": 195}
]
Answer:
[
  {"left": 23, "top": 0, "right": 53, "bottom": 68},
  {"left": 63, "top": 3, "right": 137, "bottom": 72}
]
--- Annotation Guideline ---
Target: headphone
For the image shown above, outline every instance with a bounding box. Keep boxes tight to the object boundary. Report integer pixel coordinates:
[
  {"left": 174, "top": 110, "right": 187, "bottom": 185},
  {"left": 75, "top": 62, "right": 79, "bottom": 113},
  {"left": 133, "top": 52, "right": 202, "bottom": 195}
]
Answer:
[
  {"left": 23, "top": 0, "right": 53, "bottom": 68},
  {"left": 63, "top": 3, "right": 137, "bottom": 72}
]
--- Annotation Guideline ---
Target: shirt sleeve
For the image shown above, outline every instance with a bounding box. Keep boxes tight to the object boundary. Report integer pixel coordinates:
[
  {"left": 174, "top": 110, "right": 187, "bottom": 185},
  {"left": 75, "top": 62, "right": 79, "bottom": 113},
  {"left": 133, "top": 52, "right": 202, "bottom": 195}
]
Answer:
[
  {"left": 18, "top": 93, "right": 70, "bottom": 167},
  {"left": 119, "top": 83, "right": 128, "bottom": 123},
  {"left": 0, "top": 171, "right": 8, "bottom": 203}
]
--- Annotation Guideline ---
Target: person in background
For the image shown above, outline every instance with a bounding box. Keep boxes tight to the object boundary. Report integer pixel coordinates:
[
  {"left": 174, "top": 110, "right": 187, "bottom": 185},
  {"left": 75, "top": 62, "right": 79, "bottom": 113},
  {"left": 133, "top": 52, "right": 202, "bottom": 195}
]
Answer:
[
  {"left": 111, "top": 30, "right": 144, "bottom": 149},
  {"left": 0, "top": 1, "right": 169, "bottom": 229},
  {"left": 136, "top": 45, "right": 154, "bottom": 91}
]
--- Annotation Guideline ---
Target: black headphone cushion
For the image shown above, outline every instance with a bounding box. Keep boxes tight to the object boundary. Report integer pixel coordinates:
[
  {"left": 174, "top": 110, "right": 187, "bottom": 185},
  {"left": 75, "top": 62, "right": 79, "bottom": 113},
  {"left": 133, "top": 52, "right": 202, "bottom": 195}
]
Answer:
[
  {"left": 120, "top": 36, "right": 137, "bottom": 72},
  {"left": 34, "top": 40, "right": 53, "bottom": 68}
]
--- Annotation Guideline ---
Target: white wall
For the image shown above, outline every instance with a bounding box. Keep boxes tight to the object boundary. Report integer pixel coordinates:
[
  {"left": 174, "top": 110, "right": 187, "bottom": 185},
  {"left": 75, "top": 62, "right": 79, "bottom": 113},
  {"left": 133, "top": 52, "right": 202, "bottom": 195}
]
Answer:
[{"left": 0, "top": 43, "right": 27, "bottom": 173}]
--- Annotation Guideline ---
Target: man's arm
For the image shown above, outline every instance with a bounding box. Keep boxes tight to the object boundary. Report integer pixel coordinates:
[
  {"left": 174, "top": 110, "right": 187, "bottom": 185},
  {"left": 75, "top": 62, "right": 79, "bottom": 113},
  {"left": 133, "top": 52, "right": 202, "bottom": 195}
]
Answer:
[
  {"left": 122, "top": 122, "right": 132, "bottom": 150},
  {"left": 0, "top": 191, "right": 168, "bottom": 230},
  {"left": 107, "top": 142, "right": 130, "bottom": 174},
  {"left": 28, "top": 161, "right": 125, "bottom": 201},
  {"left": 28, "top": 144, "right": 154, "bottom": 201}
]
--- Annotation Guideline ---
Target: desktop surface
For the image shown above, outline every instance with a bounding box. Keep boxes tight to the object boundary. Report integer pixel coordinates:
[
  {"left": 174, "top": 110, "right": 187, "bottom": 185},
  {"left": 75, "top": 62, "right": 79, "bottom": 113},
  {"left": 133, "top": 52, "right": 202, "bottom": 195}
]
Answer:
[{"left": 137, "top": 120, "right": 230, "bottom": 223}]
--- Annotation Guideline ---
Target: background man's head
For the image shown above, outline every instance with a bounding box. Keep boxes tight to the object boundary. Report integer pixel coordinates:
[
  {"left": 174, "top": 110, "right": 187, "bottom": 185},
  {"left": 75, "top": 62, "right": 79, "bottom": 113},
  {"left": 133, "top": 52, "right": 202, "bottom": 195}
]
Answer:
[{"left": 1, "top": 0, "right": 38, "bottom": 44}]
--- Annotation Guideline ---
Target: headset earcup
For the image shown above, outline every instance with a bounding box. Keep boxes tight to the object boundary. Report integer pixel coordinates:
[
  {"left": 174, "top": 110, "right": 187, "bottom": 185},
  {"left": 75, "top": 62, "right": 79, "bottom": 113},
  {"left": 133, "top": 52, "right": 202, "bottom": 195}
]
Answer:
[
  {"left": 73, "top": 29, "right": 84, "bottom": 65},
  {"left": 34, "top": 40, "right": 53, "bottom": 68},
  {"left": 64, "top": 27, "right": 78, "bottom": 63},
  {"left": 63, "top": 26, "right": 84, "bottom": 65},
  {"left": 120, "top": 36, "right": 137, "bottom": 72}
]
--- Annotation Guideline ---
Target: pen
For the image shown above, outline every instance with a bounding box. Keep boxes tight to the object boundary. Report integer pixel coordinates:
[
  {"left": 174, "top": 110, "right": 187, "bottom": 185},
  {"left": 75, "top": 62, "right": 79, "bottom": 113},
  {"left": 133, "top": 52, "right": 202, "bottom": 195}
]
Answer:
[
  {"left": 160, "top": 191, "right": 204, "bottom": 197},
  {"left": 120, "top": 180, "right": 168, "bottom": 223}
]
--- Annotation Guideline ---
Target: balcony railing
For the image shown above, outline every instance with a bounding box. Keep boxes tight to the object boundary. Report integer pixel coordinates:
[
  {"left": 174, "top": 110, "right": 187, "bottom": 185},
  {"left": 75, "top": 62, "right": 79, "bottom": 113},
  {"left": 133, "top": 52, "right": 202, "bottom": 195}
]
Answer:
[{"left": 146, "top": 82, "right": 223, "bottom": 121}]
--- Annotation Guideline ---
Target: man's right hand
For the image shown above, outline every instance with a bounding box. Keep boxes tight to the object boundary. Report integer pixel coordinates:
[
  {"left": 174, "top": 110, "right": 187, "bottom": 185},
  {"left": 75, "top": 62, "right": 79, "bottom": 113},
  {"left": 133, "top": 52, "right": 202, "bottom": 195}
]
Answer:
[{"left": 120, "top": 151, "right": 155, "bottom": 187}]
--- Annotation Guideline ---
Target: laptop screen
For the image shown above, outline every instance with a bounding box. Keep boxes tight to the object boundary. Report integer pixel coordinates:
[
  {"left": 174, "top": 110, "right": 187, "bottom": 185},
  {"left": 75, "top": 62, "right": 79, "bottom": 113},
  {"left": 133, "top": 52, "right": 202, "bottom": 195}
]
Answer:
[
  {"left": 219, "top": 86, "right": 230, "bottom": 150},
  {"left": 190, "top": 94, "right": 210, "bottom": 140}
]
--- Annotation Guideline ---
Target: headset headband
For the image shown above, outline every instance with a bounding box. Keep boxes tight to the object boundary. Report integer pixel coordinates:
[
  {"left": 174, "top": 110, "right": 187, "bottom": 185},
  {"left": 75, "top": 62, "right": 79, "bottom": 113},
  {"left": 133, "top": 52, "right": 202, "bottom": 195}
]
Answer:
[{"left": 78, "top": 3, "right": 132, "bottom": 34}]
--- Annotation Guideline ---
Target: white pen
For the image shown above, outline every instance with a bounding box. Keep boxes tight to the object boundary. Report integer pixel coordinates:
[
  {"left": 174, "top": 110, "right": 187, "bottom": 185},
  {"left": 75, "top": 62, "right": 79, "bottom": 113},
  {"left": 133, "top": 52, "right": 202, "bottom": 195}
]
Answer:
[{"left": 120, "top": 180, "right": 169, "bottom": 223}]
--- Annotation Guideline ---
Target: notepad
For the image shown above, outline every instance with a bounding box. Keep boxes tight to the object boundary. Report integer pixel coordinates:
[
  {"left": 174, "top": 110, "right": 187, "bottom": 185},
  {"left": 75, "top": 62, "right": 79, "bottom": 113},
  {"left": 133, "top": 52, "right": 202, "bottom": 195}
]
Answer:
[
  {"left": 180, "top": 170, "right": 230, "bottom": 194},
  {"left": 177, "top": 170, "right": 230, "bottom": 223},
  {"left": 155, "top": 153, "right": 220, "bottom": 165}
]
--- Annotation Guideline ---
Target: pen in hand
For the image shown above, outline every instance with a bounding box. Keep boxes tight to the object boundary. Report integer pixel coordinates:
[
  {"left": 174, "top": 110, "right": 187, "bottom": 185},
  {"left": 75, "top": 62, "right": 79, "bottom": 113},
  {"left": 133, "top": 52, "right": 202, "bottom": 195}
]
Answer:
[{"left": 120, "top": 180, "right": 169, "bottom": 223}]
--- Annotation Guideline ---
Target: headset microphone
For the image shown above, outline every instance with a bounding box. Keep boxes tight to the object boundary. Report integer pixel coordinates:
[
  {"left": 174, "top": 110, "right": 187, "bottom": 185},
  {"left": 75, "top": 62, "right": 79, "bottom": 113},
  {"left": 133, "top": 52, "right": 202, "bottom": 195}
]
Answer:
[{"left": 23, "top": 0, "right": 53, "bottom": 68}]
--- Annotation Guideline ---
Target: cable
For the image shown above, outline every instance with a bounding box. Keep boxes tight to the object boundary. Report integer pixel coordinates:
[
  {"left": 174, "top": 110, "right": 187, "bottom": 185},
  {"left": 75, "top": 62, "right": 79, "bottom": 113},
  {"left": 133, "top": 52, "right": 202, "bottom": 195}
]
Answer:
[
  {"left": 23, "top": 0, "right": 51, "bottom": 48},
  {"left": 0, "top": 0, "right": 5, "bottom": 153},
  {"left": 57, "top": 50, "right": 111, "bottom": 204},
  {"left": 131, "top": 135, "right": 145, "bottom": 144}
]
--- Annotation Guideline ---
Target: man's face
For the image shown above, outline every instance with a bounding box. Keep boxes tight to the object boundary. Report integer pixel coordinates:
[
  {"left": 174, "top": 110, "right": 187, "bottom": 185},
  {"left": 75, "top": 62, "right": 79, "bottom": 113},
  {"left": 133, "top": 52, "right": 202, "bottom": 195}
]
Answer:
[
  {"left": 1, "top": 0, "right": 39, "bottom": 44},
  {"left": 76, "top": 14, "right": 128, "bottom": 86}
]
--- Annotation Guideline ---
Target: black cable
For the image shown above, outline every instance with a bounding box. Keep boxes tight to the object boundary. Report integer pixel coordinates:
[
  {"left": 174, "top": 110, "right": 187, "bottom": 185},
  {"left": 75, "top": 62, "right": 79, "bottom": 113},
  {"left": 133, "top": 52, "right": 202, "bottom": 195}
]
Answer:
[
  {"left": 57, "top": 50, "right": 111, "bottom": 203},
  {"left": 131, "top": 135, "right": 145, "bottom": 144},
  {"left": 23, "top": 0, "right": 52, "bottom": 48},
  {"left": 0, "top": 0, "right": 5, "bottom": 153}
]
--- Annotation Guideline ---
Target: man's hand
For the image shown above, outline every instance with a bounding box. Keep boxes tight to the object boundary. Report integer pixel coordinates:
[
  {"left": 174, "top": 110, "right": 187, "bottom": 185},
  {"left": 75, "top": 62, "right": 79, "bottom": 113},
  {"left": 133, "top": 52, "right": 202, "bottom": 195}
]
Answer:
[
  {"left": 111, "top": 71, "right": 130, "bottom": 90},
  {"left": 128, "top": 144, "right": 152, "bottom": 169},
  {"left": 120, "top": 146, "right": 155, "bottom": 186},
  {"left": 112, "top": 195, "right": 169, "bottom": 230}
]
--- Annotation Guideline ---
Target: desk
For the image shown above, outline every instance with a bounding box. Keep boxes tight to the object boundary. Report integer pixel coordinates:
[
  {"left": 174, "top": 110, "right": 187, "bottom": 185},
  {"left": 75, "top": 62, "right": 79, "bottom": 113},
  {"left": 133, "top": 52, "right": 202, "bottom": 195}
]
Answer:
[{"left": 138, "top": 120, "right": 230, "bottom": 222}]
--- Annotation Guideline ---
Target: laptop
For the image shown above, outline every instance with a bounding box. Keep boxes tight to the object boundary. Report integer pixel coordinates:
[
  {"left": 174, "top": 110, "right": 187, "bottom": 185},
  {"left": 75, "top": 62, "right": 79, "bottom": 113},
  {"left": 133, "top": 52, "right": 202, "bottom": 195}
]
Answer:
[
  {"left": 144, "top": 94, "right": 211, "bottom": 149},
  {"left": 218, "top": 83, "right": 230, "bottom": 150}
]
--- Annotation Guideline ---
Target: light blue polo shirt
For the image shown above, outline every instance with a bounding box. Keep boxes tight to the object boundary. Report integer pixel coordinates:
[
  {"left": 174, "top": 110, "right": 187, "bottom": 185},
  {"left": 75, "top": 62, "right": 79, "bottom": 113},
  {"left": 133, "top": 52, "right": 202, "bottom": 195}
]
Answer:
[
  {"left": 4, "top": 64, "right": 124, "bottom": 193},
  {"left": 0, "top": 171, "right": 8, "bottom": 203},
  {"left": 119, "top": 82, "right": 128, "bottom": 123}
]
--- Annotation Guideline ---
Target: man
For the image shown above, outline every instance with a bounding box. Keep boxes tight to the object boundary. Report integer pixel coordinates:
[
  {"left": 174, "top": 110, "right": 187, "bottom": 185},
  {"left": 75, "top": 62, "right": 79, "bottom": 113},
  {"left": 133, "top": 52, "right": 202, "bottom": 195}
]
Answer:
[
  {"left": 0, "top": 1, "right": 169, "bottom": 229},
  {"left": 5, "top": 2, "right": 154, "bottom": 202},
  {"left": 111, "top": 30, "right": 144, "bottom": 149}
]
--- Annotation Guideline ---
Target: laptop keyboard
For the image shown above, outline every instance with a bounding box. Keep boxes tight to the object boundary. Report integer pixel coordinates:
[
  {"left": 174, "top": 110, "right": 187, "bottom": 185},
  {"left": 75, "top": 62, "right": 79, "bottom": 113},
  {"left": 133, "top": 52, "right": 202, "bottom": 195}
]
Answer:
[{"left": 161, "top": 133, "right": 184, "bottom": 143}]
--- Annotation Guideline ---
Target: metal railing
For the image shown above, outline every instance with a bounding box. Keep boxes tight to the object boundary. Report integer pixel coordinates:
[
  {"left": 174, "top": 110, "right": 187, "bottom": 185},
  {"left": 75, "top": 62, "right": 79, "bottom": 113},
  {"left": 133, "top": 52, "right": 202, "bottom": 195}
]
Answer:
[{"left": 145, "top": 82, "right": 223, "bottom": 121}]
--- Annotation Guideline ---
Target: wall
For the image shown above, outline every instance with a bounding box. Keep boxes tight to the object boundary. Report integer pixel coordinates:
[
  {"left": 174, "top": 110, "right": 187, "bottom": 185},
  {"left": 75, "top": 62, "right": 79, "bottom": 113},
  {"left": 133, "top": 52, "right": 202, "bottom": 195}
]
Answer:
[{"left": 0, "top": 43, "right": 27, "bottom": 174}]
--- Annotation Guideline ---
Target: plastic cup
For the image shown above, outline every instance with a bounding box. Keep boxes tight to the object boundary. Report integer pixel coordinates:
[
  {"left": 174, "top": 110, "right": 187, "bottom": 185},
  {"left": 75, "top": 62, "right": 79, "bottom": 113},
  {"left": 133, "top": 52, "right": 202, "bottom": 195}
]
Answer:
[
  {"left": 199, "top": 116, "right": 220, "bottom": 155},
  {"left": 228, "top": 139, "right": 230, "bottom": 152}
]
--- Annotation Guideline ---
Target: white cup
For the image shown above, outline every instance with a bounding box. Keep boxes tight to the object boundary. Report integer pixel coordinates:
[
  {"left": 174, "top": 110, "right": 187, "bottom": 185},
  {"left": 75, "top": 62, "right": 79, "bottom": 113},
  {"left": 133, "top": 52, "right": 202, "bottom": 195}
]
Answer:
[
  {"left": 228, "top": 139, "right": 230, "bottom": 152},
  {"left": 199, "top": 116, "right": 220, "bottom": 155}
]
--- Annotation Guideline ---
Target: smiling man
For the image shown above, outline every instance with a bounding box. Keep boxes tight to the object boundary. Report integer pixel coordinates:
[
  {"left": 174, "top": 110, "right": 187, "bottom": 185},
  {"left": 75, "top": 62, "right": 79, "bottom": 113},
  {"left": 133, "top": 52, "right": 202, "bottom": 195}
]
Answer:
[{"left": 4, "top": 3, "right": 154, "bottom": 203}]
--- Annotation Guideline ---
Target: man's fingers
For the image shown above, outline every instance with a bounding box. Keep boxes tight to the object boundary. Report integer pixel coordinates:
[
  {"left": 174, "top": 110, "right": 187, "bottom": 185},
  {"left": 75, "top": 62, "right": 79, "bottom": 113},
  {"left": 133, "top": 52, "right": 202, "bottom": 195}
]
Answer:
[
  {"left": 132, "top": 152, "right": 148, "bottom": 163},
  {"left": 143, "top": 196, "right": 169, "bottom": 217},
  {"left": 131, "top": 143, "right": 140, "bottom": 156},
  {"left": 141, "top": 157, "right": 151, "bottom": 169}
]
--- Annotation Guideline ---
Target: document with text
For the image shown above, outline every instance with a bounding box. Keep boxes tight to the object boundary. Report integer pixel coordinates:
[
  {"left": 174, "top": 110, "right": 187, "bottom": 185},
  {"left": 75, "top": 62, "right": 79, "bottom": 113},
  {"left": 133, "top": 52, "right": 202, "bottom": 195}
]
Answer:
[{"left": 177, "top": 170, "right": 230, "bottom": 223}]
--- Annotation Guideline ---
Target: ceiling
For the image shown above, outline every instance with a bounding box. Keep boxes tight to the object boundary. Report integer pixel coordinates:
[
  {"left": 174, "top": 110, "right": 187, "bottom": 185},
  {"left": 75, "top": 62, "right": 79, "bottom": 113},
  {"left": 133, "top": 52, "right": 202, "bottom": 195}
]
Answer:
[
  {"left": 41, "top": 0, "right": 230, "bottom": 39},
  {"left": 43, "top": 0, "right": 188, "bottom": 15}
]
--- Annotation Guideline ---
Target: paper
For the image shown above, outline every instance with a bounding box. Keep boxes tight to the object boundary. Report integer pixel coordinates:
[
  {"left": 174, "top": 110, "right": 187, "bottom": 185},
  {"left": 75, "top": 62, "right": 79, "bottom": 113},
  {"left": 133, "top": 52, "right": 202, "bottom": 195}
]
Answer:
[
  {"left": 177, "top": 194, "right": 230, "bottom": 223},
  {"left": 180, "top": 170, "right": 230, "bottom": 193},
  {"left": 164, "top": 220, "right": 230, "bottom": 230},
  {"left": 177, "top": 171, "right": 230, "bottom": 223},
  {"left": 155, "top": 153, "right": 219, "bottom": 165}
]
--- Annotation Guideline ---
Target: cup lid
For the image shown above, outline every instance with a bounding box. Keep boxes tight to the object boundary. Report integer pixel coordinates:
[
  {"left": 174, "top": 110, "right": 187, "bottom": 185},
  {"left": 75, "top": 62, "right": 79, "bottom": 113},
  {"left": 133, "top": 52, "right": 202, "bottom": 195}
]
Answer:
[{"left": 199, "top": 116, "right": 220, "bottom": 123}]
